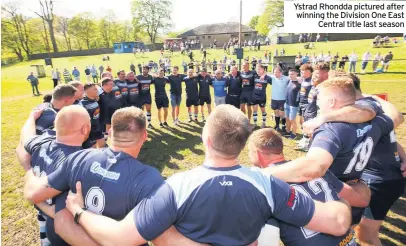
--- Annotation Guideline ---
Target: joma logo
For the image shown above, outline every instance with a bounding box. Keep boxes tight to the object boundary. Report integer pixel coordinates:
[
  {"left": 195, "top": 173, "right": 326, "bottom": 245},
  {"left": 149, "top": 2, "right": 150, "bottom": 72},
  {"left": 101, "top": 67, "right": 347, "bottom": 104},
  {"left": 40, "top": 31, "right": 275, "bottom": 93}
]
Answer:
[{"left": 219, "top": 181, "right": 233, "bottom": 186}]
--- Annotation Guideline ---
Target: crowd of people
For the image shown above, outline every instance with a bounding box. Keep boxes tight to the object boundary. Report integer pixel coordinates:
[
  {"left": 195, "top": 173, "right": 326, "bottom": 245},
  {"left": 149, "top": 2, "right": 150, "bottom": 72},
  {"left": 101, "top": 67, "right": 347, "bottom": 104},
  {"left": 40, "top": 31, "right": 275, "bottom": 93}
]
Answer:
[{"left": 18, "top": 50, "right": 406, "bottom": 246}]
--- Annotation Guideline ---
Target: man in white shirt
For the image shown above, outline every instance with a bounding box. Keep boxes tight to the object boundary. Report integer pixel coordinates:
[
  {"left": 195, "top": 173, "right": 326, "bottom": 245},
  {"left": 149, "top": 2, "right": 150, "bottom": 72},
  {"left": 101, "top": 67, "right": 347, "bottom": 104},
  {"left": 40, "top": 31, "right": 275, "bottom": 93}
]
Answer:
[
  {"left": 52, "top": 69, "right": 60, "bottom": 88},
  {"left": 324, "top": 51, "right": 332, "bottom": 64},
  {"left": 318, "top": 52, "right": 325, "bottom": 62},
  {"left": 349, "top": 51, "right": 358, "bottom": 73},
  {"left": 361, "top": 51, "right": 371, "bottom": 74}
]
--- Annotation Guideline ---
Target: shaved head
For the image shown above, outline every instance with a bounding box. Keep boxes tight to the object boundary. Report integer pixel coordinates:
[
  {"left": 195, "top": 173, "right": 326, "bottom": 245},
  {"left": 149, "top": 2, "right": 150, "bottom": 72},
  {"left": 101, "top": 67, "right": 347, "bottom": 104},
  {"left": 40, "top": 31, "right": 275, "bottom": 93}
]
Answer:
[{"left": 55, "top": 105, "right": 90, "bottom": 137}]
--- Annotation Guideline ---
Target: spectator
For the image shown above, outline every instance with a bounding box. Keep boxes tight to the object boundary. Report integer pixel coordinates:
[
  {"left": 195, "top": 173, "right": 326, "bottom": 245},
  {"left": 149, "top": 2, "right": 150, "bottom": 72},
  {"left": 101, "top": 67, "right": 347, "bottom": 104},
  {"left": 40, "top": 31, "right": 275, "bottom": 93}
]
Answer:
[
  {"left": 331, "top": 53, "right": 339, "bottom": 70},
  {"left": 42, "top": 93, "right": 52, "bottom": 103},
  {"left": 316, "top": 33, "right": 320, "bottom": 42},
  {"left": 98, "top": 64, "right": 104, "bottom": 79},
  {"left": 90, "top": 65, "right": 98, "bottom": 83},
  {"left": 349, "top": 51, "right": 358, "bottom": 73},
  {"left": 72, "top": 66, "right": 80, "bottom": 81},
  {"left": 106, "top": 65, "right": 112, "bottom": 74},
  {"left": 361, "top": 51, "right": 371, "bottom": 74},
  {"left": 182, "top": 60, "right": 187, "bottom": 74},
  {"left": 27, "top": 72, "right": 40, "bottom": 96},
  {"left": 52, "top": 69, "right": 60, "bottom": 88},
  {"left": 130, "top": 62, "right": 136, "bottom": 73},
  {"left": 339, "top": 54, "right": 349, "bottom": 70},
  {"left": 381, "top": 51, "right": 393, "bottom": 72},
  {"left": 372, "top": 52, "right": 382, "bottom": 72},
  {"left": 84, "top": 66, "right": 91, "bottom": 82},
  {"left": 63, "top": 68, "right": 72, "bottom": 83}
]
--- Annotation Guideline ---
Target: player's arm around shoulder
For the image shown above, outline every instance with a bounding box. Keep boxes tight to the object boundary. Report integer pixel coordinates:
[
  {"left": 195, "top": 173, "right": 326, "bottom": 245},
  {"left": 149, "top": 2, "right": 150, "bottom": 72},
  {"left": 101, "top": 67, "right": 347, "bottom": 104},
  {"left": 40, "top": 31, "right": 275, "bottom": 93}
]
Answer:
[
  {"left": 24, "top": 169, "right": 61, "bottom": 204},
  {"left": 371, "top": 95, "right": 404, "bottom": 128}
]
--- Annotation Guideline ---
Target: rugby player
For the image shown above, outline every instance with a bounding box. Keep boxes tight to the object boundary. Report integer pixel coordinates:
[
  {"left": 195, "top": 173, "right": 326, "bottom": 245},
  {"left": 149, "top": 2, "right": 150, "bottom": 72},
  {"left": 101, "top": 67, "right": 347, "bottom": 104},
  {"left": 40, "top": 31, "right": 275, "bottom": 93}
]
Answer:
[
  {"left": 23, "top": 107, "right": 200, "bottom": 245},
  {"left": 98, "top": 77, "right": 121, "bottom": 134},
  {"left": 303, "top": 72, "right": 405, "bottom": 244},
  {"left": 296, "top": 64, "right": 313, "bottom": 149},
  {"left": 18, "top": 105, "right": 92, "bottom": 246},
  {"left": 225, "top": 66, "right": 242, "bottom": 109},
  {"left": 240, "top": 61, "right": 256, "bottom": 123},
  {"left": 126, "top": 71, "right": 140, "bottom": 108},
  {"left": 284, "top": 69, "right": 301, "bottom": 139},
  {"left": 115, "top": 70, "right": 128, "bottom": 107},
  {"left": 269, "top": 67, "right": 289, "bottom": 132},
  {"left": 211, "top": 69, "right": 228, "bottom": 106},
  {"left": 62, "top": 105, "right": 352, "bottom": 246},
  {"left": 167, "top": 66, "right": 186, "bottom": 125},
  {"left": 249, "top": 129, "right": 370, "bottom": 246},
  {"left": 251, "top": 64, "right": 272, "bottom": 128},
  {"left": 152, "top": 69, "right": 170, "bottom": 127},
  {"left": 68, "top": 81, "right": 84, "bottom": 105},
  {"left": 262, "top": 77, "right": 403, "bottom": 224},
  {"left": 197, "top": 68, "right": 212, "bottom": 122},
  {"left": 184, "top": 69, "right": 200, "bottom": 122},
  {"left": 35, "top": 84, "right": 77, "bottom": 135},
  {"left": 137, "top": 65, "right": 154, "bottom": 128},
  {"left": 80, "top": 83, "right": 105, "bottom": 148}
]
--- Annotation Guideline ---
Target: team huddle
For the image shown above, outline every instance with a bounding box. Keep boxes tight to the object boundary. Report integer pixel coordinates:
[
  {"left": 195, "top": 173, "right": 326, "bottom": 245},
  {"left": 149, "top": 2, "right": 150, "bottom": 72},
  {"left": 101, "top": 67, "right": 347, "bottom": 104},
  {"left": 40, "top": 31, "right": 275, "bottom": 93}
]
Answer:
[{"left": 15, "top": 59, "right": 406, "bottom": 246}]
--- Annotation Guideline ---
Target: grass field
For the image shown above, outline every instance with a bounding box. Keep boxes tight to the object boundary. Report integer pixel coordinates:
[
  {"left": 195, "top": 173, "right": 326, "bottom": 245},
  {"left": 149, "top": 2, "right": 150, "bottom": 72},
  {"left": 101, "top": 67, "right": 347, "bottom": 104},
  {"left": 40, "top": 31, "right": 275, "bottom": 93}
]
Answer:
[{"left": 1, "top": 39, "right": 406, "bottom": 245}]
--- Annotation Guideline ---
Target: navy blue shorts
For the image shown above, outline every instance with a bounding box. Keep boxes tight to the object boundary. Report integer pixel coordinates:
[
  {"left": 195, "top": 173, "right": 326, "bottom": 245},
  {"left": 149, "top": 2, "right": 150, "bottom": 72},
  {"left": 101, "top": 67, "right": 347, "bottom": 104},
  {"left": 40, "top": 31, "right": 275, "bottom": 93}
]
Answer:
[
  {"left": 226, "top": 94, "right": 240, "bottom": 108},
  {"left": 199, "top": 95, "right": 212, "bottom": 105},
  {"left": 240, "top": 91, "right": 253, "bottom": 105},
  {"left": 298, "top": 103, "right": 308, "bottom": 117},
  {"left": 139, "top": 94, "right": 152, "bottom": 106},
  {"left": 363, "top": 179, "right": 405, "bottom": 221},
  {"left": 251, "top": 99, "right": 266, "bottom": 108},
  {"left": 155, "top": 97, "right": 169, "bottom": 109},
  {"left": 271, "top": 99, "right": 285, "bottom": 111},
  {"left": 186, "top": 98, "right": 199, "bottom": 107}
]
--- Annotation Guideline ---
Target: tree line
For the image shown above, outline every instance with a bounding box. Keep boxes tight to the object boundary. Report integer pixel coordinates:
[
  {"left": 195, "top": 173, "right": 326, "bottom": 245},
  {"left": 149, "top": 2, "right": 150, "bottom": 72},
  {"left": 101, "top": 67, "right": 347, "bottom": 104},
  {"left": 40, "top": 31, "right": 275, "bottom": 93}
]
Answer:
[
  {"left": 248, "top": 0, "right": 284, "bottom": 36},
  {"left": 1, "top": 0, "right": 172, "bottom": 62}
]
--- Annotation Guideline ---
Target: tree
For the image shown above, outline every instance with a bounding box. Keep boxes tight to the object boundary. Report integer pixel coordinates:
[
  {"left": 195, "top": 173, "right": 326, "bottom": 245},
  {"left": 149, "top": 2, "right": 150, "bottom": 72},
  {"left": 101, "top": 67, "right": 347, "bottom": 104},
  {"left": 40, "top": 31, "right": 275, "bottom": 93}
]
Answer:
[
  {"left": 69, "top": 12, "right": 96, "bottom": 50},
  {"left": 1, "top": 18, "right": 24, "bottom": 61},
  {"left": 256, "top": 0, "right": 284, "bottom": 35},
  {"left": 56, "top": 17, "right": 72, "bottom": 51},
  {"left": 248, "top": 16, "right": 259, "bottom": 30},
  {"left": 35, "top": 0, "right": 58, "bottom": 52},
  {"left": 131, "top": 0, "right": 172, "bottom": 46}
]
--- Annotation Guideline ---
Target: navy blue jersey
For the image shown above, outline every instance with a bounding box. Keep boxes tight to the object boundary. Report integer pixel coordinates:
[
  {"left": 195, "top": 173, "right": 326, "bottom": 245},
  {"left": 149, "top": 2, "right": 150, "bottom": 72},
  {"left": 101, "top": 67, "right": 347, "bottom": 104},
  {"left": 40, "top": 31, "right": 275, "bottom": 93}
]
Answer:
[
  {"left": 252, "top": 74, "right": 272, "bottom": 101},
  {"left": 168, "top": 74, "right": 186, "bottom": 95},
  {"left": 98, "top": 90, "right": 113, "bottom": 124},
  {"left": 152, "top": 77, "right": 169, "bottom": 99},
  {"left": 35, "top": 103, "right": 59, "bottom": 135},
  {"left": 356, "top": 98, "right": 403, "bottom": 182},
  {"left": 48, "top": 148, "right": 164, "bottom": 222},
  {"left": 285, "top": 81, "right": 301, "bottom": 107},
  {"left": 110, "top": 83, "right": 125, "bottom": 110},
  {"left": 226, "top": 74, "right": 242, "bottom": 96},
  {"left": 240, "top": 70, "right": 256, "bottom": 92},
  {"left": 271, "top": 168, "right": 356, "bottom": 246},
  {"left": 197, "top": 74, "right": 212, "bottom": 97},
  {"left": 310, "top": 114, "right": 394, "bottom": 182},
  {"left": 304, "top": 86, "right": 319, "bottom": 119},
  {"left": 133, "top": 165, "right": 315, "bottom": 245},
  {"left": 299, "top": 78, "right": 312, "bottom": 104},
  {"left": 184, "top": 76, "right": 199, "bottom": 99},
  {"left": 126, "top": 80, "right": 140, "bottom": 106},
  {"left": 137, "top": 75, "right": 153, "bottom": 96},
  {"left": 79, "top": 97, "right": 100, "bottom": 132},
  {"left": 114, "top": 79, "right": 128, "bottom": 106}
]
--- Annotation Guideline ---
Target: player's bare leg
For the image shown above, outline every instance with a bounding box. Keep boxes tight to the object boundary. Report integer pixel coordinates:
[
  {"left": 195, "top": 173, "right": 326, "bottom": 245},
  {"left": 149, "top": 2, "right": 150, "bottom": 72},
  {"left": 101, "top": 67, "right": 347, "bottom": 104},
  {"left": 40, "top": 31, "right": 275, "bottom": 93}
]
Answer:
[
  {"left": 200, "top": 105, "right": 205, "bottom": 122},
  {"left": 252, "top": 105, "right": 258, "bottom": 126},
  {"left": 355, "top": 218, "right": 383, "bottom": 246},
  {"left": 247, "top": 105, "right": 252, "bottom": 123},
  {"left": 194, "top": 105, "right": 199, "bottom": 122},
  {"left": 163, "top": 107, "right": 169, "bottom": 126},
  {"left": 207, "top": 104, "right": 212, "bottom": 114},
  {"left": 158, "top": 108, "right": 163, "bottom": 126},
  {"left": 240, "top": 103, "right": 246, "bottom": 114},
  {"left": 188, "top": 106, "right": 193, "bottom": 122}
]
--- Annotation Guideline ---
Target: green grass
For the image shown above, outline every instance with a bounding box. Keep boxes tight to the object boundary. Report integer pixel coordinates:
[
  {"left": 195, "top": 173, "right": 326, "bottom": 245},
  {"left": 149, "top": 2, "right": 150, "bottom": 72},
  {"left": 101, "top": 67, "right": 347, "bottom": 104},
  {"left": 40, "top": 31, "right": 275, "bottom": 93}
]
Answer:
[{"left": 2, "top": 39, "right": 406, "bottom": 246}]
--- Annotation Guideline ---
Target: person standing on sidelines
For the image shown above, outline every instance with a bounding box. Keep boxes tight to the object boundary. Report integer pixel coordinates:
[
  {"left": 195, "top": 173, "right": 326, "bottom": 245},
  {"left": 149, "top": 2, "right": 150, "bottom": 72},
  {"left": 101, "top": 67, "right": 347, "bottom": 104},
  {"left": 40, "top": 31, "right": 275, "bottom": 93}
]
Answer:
[
  {"left": 27, "top": 72, "right": 41, "bottom": 96},
  {"left": 361, "top": 51, "right": 371, "bottom": 74},
  {"left": 68, "top": 81, "right": 85, "bottom": 105},
  {"left": 85, "top": 66, "right": 91, "bottom": 82},
  {"left": 197, "top": 68, "right": 212, "bottom": 122},
  {"left": 251, "top": 64, "right": 272, "bottom": 128},
  {"left": 240, "top": 61, "right": 256, "bottom": 123},
  {"left": 349, "top": 51, "right": 358, "bottom": 73},
  {"left": 72, "top": 67, "right": 80, "bottom": 81},
  {"left": 211, "top": 70, "right": 228, "bottom": 107},
  {"left": 184, "top": 69, "right": 200, "bottom": 122},
  {"left": 283, "top": 69, "right": 301, "bottom": 139},
  {"left": 90, "top": 65, "right": 98, "bottom": 83},
  {"left": 168, "top": 66, "right": 187, "bottom": 125},
  {"left": 63, "top": 68, "right": 72, "bottom": 84},
  {"left": 225, "top": 66, "right": 242, "bottom": 109},
  {"left": 80, "top": 83, "right": 105, "bottom": 148},
  {"left": 61, "top": 105, "right": 352, "bottom": 246},
  {"left": 381, "top": 51, "right": 393, "bottom": 72},
  {"left": 270, "top": 67, "right": 289, "bottom": 132},
  {"left": 372, "top": 52, "right": 382, "bottom": 72},
  {"left": 136, "top": 66, "right": 154, "bottom": 128},
  {"left": 152, "top": 69, "right": 170, "bottom": 127},
  {"left": 52, "top": 69, "right": 61, "bottom": 88},
  {"left": 130, "top": 62, "right": 136, "bottom": 73},
  {"left": 98, "top": 64, "right": 104, "bottom": 79}
]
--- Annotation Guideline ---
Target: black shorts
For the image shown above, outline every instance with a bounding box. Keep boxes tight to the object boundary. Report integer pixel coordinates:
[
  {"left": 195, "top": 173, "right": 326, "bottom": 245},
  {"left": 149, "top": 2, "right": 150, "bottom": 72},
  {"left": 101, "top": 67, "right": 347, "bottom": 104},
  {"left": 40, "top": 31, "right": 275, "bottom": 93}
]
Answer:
[
  {"left": 186, "top": 98, "right": 199, "bottom": 107},
  {"left": 298, "top": 103, "right": 308, "bottom": 116},
  {"left": 226, "top": 94, "right": 240, "bottom": 108},
  {"left": 155, "top": 97, "right": 169, "bottom": 109},
  {"left": 271, "top": 99, "right": 285, "bottom": 111},
  {"left": 90, "top": 129, "right": 104, "bottom": 141},
  {"left": 363, "top": 179, "right": 405, "bottom": 220},
  {"left": 199, "top": 95, "right": 212, "bottom": 105},
  {"left": 139, "top": 94, "right": 152, "bottom": 106},
  {"left": 106, "top": 107, "right": 119, "bottom": 124},
  {"left": 251, "top": 99, "right": 266, "bottom": 107},
  {"left": 240, "top": 91, "right": 253, "bottom": 105}
]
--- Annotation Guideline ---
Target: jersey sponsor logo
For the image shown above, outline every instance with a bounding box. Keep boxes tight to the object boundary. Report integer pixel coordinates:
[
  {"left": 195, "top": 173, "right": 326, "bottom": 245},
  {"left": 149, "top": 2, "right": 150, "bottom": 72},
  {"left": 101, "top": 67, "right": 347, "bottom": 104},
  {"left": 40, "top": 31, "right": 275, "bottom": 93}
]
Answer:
[
  {"left": 219, "top": 181, "right": 233, "bottom": 186},
  {"left": 130, "top": 88, "right": 139, "bottom": 95},
  {"left": 114, "top": 91, "right": 122, "bottom": 99},
  {"left": 287, "top": 186, "right": 298, "bottom": 209},
  {"left": 121, "top": 88, "right": 128, "bottom": 95},
  {"left": 90, "top": 162, "right": 120, "bottom": 181},
  {"left": 242, "top": 79, "right": 250, "bottom": 85},
  {"left": 142, "top": 84, "right": 150, "bottom": 91},
  {"left": 39, "top": 148, "right": 53, "bottom": 165},
  {"left": 93, "top": 108, "right": 100, "bottom": 119},
  {"left": 255, "top": 83, "right": 263, "bottom": 90},
  {"left": 356, "top": 125, "right": 372, "bottom": 138},
  {"left": 339, "top": 231, "right": 356, "bottom": 246}
]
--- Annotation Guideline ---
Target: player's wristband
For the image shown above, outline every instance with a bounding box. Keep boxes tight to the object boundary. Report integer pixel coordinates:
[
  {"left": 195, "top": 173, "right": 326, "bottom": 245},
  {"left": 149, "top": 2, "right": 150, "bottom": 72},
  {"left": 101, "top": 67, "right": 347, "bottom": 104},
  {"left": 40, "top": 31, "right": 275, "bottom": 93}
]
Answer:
[{"left": 74, "top": 207, "right": 88, "bottom": 225}]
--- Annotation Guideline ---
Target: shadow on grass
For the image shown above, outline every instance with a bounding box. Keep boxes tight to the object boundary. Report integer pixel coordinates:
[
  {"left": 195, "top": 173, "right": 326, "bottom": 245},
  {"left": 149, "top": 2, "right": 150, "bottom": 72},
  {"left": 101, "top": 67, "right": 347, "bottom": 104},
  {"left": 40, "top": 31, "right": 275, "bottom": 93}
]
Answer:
[{"left": 137, "top": 123, "right": 204, "bottom": 175}]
